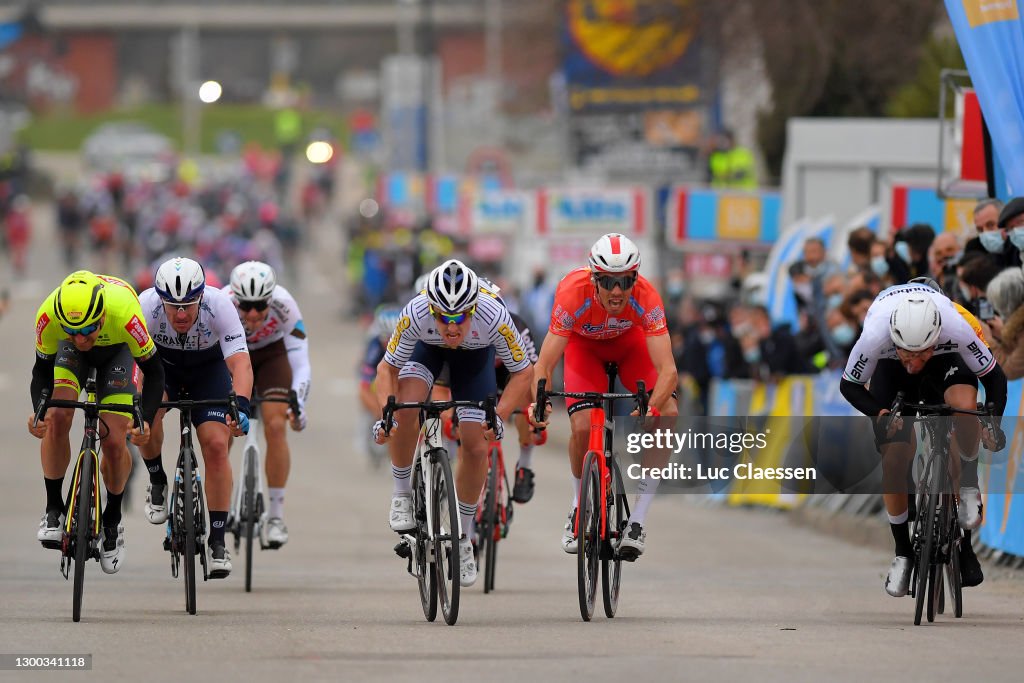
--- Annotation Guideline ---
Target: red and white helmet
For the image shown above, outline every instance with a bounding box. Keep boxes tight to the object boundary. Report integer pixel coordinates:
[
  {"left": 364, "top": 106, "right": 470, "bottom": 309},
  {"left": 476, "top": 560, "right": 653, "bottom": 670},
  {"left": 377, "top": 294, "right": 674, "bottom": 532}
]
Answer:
[{"left": 588, "top": 233, "right": 641, "bottom": 273}]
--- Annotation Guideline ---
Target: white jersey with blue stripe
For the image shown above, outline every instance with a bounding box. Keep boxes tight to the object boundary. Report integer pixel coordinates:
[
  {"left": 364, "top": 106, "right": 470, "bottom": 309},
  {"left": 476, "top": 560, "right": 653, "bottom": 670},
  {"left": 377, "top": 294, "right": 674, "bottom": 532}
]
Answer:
[
  {"left": 383, "top": 287, "right": 532, "bottom": 374},
  {"left": 842, "top": 283, "right": 995, "bottom": 384},
  {"left": 139, "top": 286, "right": 248, "bottom": 361}
]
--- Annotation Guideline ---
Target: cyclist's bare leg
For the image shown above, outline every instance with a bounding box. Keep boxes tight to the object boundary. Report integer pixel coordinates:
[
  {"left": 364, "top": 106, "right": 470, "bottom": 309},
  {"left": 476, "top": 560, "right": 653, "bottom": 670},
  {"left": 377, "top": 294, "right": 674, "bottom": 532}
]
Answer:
[
  {"left": 137, "top": 406, "right": 167, "bottom": 462},
  {"left": 262, "top": 401, "right": 291, "bottom": 489},
  {"left": 98, "top": 412, "right": 133, "bottom": 495},
  {"left": 40, "top": 385, "right": 78, "bottom": 480},
  {"left": 454, "top": 421, "right": 488, "bottom": 539},
  {"left": 388, "top": 376, "right": 430, "bottom": 476},
  {"left": 197, "top": 421, "right": 233, "bottom": 510},
  {"left": 946, "top": 384, "right": 981, "bottom": 489},
  {"left": 880, "top": 440, "right": 915, "bottom": 558},
  {"left": 630, "top": 396, "right": 679, "bottom": 525}
]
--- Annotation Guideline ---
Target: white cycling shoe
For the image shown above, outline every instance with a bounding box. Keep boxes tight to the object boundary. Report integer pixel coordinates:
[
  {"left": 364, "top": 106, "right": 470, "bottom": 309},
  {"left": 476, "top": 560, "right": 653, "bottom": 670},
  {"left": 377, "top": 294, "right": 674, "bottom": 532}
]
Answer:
[
  {"left": 389, "top": 494, "right": 415, "bottom": 532},
  {"left": 458, "top": 536, "right": 477, "bottom": 587},
  {"left": 958, "top": 487, "right": 983, "bottom": 530},
  {"left": 884, "top": 556, "right": 913, "bottom": 597},
  {"left": 100, "top": 523, "right": 126, "bottom": 574},
  {"left": 561, "top": 507, "right": 578, "bottom": 554}
]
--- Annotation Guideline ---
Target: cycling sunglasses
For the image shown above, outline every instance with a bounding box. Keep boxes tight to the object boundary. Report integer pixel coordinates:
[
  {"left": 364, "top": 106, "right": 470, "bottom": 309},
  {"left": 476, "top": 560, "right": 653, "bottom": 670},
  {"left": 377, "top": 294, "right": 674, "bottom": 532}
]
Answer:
[
  {"left": 62, "top": 321, "right": 101, "bottom": 337},
  {"left": 160, "top": 294, "right": 202, "bottom": 309},
  {"left": 238, "top": 299, "right": 269, "bottom": 312},
  {"left": 430, "top": 304, "right": 475, "bottom": 325},
  {"left": 594, "top": 273, "right": 637, "bottom": 291}
]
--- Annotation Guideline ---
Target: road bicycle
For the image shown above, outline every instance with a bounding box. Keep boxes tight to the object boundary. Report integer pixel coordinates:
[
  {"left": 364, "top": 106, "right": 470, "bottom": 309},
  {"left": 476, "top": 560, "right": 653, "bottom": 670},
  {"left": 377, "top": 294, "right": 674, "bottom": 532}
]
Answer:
[
  {"left": 33, "top": 376, "right": 143, "bottom": 623},
  {"left": 535, "top": 362, "right": 649, "bottom": 621},
  {"left": 385, "top": 395, "right": 497, "bottom": 626},
  {"left": 160, "top": 392, "right": 239, "bottom": 615},
  {"left": 887, "top": 392, "right": 996, "bottom": 625},
  {"left": 228, "top": 390, "right": 300, "bottom": 592}
]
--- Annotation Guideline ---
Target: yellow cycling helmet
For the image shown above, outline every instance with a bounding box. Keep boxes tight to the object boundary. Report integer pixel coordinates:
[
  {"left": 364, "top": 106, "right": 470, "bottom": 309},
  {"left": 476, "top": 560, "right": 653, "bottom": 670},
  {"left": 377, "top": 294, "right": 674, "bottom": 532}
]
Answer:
[{"left": 54, "top": 270, "right": 106, "bottom": 330}]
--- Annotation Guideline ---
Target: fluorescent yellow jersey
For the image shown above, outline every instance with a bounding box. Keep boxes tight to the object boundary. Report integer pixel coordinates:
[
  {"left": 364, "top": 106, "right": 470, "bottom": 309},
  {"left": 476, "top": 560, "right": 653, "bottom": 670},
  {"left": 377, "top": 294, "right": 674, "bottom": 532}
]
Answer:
[
  {"left": 953, "top": 302, "right": 989, "bottom": 348},
  {"left": 34, "top": 274, "right": 156, "bottom": 359}
]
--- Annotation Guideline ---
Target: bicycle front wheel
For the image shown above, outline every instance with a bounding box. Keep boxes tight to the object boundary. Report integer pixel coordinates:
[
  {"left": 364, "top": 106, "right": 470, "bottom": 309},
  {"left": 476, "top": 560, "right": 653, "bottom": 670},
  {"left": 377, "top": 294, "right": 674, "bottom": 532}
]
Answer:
[
  {"left": 948, "top": 502, "right": 963, "bottom": 619},
  {"left": 913, "top": 492, "right": 935, "bottom": 626},
  {"left": 243, "top": 447, "right": 258, "bottom": 593},
  {"left": 578, "top": 451, "right": 601, "bottom": 622},
  {"left": 182, "top": 451, "right": 197, "bottom": 615},
  {"left": 481, "top": 450, "right": 499, "bottom": 594},
  {"left": 431, "top": 449, "right": 460, "bottom": 625},
  {"left": 72, "top": 451, "right": 96, "bottom": 623},
  {"left": 602, "top": 457, "right": 625, "bottom": 618},
  {"left": 412, "top": 461, "right": 437, "bottom": 621}
]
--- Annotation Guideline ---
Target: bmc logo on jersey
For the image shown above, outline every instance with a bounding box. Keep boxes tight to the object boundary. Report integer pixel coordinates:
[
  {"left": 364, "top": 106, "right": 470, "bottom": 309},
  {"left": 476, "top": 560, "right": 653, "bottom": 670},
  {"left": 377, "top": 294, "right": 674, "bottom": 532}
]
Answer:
[
  {"left": 387, "top": 317, "right": 412, "bottom": 355},
  {"left": 497, "top": 324, "right": 525, "bottom": 363},
  {"left": 848, "top": 354, "right": 870, "bottom": 381},
  {"left": 125, "top": 315, "right": 150, "bottom": 347},
  {"left": 967, "top": 341, "right": 990, "bottom": 367},
  {"left": 36, "top": 313, "right": 50, "bottom": 346}
]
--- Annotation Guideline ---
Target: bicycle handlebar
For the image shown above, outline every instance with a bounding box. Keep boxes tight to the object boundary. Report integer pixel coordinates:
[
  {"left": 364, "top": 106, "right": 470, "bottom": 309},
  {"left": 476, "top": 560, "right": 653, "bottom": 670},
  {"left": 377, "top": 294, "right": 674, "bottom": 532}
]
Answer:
[
  {"left": 533, "top": 378, "right": 650, "bottom": 424},
  {"left": 161, "top": 391, "right": 240, "bottom": 425},
  {"left": 382, "top": 395, "right": 497, "bottom": 437},
  {"left": 886, "top": 391, "right": 998, "bottom": 434},
  {"left": 34, "top": 389, "right": 145, "bottom": 432}
]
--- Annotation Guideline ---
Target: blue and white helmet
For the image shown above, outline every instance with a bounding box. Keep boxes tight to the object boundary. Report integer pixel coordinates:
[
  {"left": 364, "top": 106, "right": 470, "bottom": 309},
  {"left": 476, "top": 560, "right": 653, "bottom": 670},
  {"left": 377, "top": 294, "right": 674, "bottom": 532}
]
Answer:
[
  {"left": 155, "top": 257, "right": 205, "bottom": 303},
  {"left": 425, "top": 259, "right": 479, "bottom": 314},
  {"left": 373, "top": 305, "right": 403, "bottom": 340}
]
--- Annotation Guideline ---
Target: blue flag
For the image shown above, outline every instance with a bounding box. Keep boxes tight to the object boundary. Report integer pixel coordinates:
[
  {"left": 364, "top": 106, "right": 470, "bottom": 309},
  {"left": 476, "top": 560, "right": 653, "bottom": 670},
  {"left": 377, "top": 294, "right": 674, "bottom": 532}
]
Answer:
[{"left": 946, "top": 1, "right": 1024, "bottom": 197}]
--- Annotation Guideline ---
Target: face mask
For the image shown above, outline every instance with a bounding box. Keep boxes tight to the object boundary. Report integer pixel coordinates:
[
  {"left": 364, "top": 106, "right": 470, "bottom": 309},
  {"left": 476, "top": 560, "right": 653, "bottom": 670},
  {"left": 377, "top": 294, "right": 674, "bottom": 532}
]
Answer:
[
  {"left": 945, "top": 250, "right": 963, "bottom": 269},
  {"left": 699, "top": 330, "right": 716, "bottom": 346},
  {"left": 793, "top": 281, "right": 813, "bottom": 303},
  {"left": 894, "top": 241, "right": 911, "bottom": 263},
  {"left": 743, "top": 346, "right": 762, "bottom": 364},
  {"left": 827, "top": 293, "right": 843, "bottom": 310},
  {"left": 805, "top": 263, "right": 825, "bottom": 278},
  {"left": 667, "top": 280, "right": 685, "bottom": 297},
  {"left": 870, "top": 256, "right": 889, "bottom": 276},
  {"left": 959, "top": 282, "right": 974, "bottom": 303},
  {"left": 979, "top": 230, "right": 1006, "bottom": 253},
  {"left": 733, "top": 322, "right": 753, "bottom": 338},
  {"left": 1010, "top": 227, "right": 1024, "bottom": 250},
  {"left": 830, "top": 323, "right": 856, "bottom": 347}
]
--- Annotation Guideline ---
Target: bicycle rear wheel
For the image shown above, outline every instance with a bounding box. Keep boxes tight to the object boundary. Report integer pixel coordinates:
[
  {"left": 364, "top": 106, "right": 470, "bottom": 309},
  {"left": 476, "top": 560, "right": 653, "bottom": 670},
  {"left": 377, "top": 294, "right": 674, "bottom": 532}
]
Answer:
[
  {"left": 913, "top": 492, "right": 935, "bottom": 626},
  {"left": 182, "top": 450, "right": 197, "bottom": 615},
  {"left": 72, "top": 451, "right": 95, "bottom": 623},
  {"left": 412, "top": 462, "right": 437, "bottom": 622},
  {"left": 947, "top": 499, "right": 963, "bottom": 619},
  {"left": 431, "top": 449, "right": 460, "bottom": 625},
  {"left": 481, "top": 449, "right": 499, "bottom": 594},
  {"left": 243, "top": 447, "right": 258, "bottom": 593},
  {"left": 602, "top": 457, "right": 625, "bottom": 618},
  {"left": 578, "top": 452, "right": 601, "bottom": 622}
]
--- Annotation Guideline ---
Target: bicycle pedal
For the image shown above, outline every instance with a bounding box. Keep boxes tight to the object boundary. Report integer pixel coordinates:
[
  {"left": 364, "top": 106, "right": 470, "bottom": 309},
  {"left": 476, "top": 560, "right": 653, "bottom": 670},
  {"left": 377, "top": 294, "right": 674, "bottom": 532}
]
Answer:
[
  {"left": 40, "top": 539, "right": 62, "bottom": 550},
  {"left": 394, "top": 540, "right": 412, "bottom": 559}
]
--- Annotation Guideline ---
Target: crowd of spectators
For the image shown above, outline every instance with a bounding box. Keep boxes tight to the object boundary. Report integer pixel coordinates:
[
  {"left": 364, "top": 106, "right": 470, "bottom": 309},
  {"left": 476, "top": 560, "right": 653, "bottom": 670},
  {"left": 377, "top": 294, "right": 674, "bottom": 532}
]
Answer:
[{"left": 667, "top": 197, "right": 1024, "bottom": 414}]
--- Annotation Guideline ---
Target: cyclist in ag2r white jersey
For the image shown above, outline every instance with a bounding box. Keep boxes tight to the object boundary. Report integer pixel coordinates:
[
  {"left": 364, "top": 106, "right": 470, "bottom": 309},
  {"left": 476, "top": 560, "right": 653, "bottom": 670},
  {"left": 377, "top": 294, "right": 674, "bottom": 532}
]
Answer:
[
  {"left": 224, "top": 261, "right": 311, "bottom": 549},
  {"left": 839, "top": 282, "right": 1007, "bottom": 598}
]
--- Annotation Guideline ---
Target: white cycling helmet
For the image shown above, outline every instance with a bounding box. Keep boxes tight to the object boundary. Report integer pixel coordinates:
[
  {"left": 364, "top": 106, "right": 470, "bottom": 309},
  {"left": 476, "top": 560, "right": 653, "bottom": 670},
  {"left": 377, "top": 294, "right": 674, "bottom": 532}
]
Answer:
[
  {"left": 426, "top": 259, "right": 479, "bottom": 314},
  {"left": 889, "top": 295, "right": 942, "bottom": 351},
  {"left": 588, "top": 233, "right": 641, "bottom": 273},
  {"left": 230, "top": 261, "right": 277, "bottom": 302},
  {"left": 155, "top": 257, "right": 205, "bottom": 303}
]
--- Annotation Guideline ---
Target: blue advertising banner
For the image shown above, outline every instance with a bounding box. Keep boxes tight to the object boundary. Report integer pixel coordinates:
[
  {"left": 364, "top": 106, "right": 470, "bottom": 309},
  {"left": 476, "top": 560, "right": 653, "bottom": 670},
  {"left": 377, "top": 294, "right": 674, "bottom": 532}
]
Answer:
[{"left": 945, "top": 0, "right": 1024, "bottom": 196}]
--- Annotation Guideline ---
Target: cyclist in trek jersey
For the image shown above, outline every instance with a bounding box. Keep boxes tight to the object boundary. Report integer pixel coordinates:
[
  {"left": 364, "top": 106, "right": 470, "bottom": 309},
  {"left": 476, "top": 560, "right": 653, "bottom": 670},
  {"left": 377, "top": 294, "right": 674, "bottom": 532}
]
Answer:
[
  {"left": 531, "top": 233, "right": 679, "bottom": 560},
  {"left": 138, "top": 257, "right": 254, "bottom": 578},
  {"left": 28, "top": 270, "right": 165, "bottom": 574},
  {"left": 839, "top": 281, "right": 1007, "bottom": 597},
  {"left": 373, "top": 259, "right": 532, "bottom": 587},
  {"left": 225, "top": 261, "right": 311, "bottom": 549}
]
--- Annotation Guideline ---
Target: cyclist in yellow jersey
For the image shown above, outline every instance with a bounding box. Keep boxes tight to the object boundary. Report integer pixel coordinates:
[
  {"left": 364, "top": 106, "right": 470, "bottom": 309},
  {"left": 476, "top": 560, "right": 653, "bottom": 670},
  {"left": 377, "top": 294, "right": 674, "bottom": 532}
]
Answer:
[
  {"left": 953, "top": 301, "right": 990, "bottom": 347},
  {"left": 27, "top": 271, "right": 165, "bottom": 574}
]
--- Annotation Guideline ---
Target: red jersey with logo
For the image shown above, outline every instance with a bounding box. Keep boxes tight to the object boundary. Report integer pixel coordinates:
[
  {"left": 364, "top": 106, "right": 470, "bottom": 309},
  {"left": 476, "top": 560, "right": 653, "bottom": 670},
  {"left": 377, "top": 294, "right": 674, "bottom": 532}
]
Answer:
[{"left": 548, "top": 267, "right": 668, "bottom": 341}]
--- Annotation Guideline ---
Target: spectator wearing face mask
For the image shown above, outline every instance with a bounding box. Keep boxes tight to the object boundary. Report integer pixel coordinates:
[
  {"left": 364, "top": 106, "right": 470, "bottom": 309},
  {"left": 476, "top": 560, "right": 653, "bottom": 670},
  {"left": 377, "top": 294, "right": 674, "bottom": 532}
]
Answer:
[
  {"left": 734, "top": 305, "right": 815, "bottom": 381},
  {"left": 888, "top": 223, "right": 935, "bottom": 284},
  {"left": 928, "top": 231, "right": 963, "bottom": 299},
  {"left": 847, "top": 226, "right": 876, "bottom": 274},
  {"left": 998, "top": 197, "right": 1024, "bottom": 262},
  {"left": 964, "top": 198, "right": 1021, "bottom": 269},
  {"left": 824, "top": 305, "right": 859, "bottom": 366},
  {"left": 986, "top": 267, "right": 1024, "bottom": 379},
  {"left": 869, "top": 239, "right": 897, "bottom": 287},
  {"left": 959, "top": 252, "right": 1003, "bottom": 322}
]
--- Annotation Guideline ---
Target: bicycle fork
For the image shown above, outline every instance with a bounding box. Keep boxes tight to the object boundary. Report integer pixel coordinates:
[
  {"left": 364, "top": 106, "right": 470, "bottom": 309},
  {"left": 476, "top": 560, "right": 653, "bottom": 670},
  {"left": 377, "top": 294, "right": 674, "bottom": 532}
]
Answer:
[{"left": 61, "top": 448, "right": 100, "bottom": 579}]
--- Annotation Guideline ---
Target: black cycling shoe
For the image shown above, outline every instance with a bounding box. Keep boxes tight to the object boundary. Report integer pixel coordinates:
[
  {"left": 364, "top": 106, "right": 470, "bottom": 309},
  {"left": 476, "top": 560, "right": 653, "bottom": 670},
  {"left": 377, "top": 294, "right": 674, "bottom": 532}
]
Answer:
[
  {"left": 511, "top": 467, "right": 535, "bottom": 504},
  {"left": 960, "top": 545, "right": 984, "bottom": 588}
]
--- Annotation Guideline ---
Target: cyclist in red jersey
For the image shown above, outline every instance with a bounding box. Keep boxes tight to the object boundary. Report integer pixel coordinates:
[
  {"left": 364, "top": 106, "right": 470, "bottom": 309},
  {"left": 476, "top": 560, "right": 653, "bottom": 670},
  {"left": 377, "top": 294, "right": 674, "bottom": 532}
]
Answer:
[{"left": 531, "top": 233, "right": 678, "bottom": 559}]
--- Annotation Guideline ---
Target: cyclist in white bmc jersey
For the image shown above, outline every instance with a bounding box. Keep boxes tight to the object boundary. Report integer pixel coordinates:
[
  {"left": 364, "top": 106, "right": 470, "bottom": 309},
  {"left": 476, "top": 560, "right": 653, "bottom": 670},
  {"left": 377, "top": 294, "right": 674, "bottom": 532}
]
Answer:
[
  {"left": 224, "top": 261, "right": 311, "bottom": 549},
  {"left": 839, "top": 282, "right": 1007, "bottom": 597},
  {"left": 373, "top": 259, "right": 532, "bottom": 588},
  {"left": 138, "top": 257, "right": 254, "bottom": 578}
]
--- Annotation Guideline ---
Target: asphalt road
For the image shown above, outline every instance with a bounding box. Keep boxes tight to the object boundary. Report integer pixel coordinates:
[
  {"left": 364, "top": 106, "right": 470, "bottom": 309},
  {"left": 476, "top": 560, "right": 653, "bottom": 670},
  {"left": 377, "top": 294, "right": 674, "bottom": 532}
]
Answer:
[{"left": 1, "top": 208, "right": 1023, "bottom": 682}]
